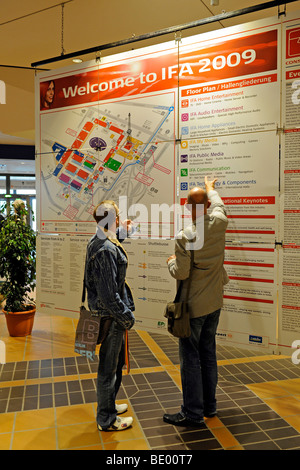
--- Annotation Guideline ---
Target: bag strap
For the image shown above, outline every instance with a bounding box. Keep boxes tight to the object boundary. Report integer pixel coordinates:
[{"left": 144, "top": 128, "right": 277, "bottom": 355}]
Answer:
[
  {"left": 186, "top": 249, "right": 194, "bottom": 300},
  {"left": 174, "top": 249, "right": 194, "bottom": 302}
]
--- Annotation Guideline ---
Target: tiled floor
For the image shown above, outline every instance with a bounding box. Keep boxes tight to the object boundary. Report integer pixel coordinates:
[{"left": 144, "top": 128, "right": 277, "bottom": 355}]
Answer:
[{"left": 1, "top": 311, "right": 300, "bottom": 450}]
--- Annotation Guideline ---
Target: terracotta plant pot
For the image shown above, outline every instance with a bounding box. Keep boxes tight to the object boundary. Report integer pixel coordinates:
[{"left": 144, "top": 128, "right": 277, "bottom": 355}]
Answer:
[{"left": 3, "top": 306, "right": 36, "bottom": 337}]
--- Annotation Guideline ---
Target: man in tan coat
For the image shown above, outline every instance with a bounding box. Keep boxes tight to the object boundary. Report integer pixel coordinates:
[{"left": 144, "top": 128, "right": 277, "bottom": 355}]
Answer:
[{"left": 163, "top": 176, "right": 228, "bottom": 427}]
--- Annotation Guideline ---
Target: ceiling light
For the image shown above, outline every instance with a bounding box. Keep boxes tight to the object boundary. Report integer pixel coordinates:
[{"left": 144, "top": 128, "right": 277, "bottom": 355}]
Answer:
[
  {"left": 210, "top": 0, "right": 219, "bottom": 5},
  {"left": 73, "top": 58, "right": 83, "bottom": 63}
]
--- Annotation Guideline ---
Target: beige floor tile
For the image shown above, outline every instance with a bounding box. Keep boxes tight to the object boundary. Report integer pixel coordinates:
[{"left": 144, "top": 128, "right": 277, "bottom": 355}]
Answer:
[
  {"left": 104, "top": 438, "right": 150, "bottom": 450},
  {"left": 284, "top": 415, "right": 300, "bottom": 432},
  {"left": 277, "top": 378, "right": 300, "bottom": 395},
  {"left": 12, "top": 428, "right": 57, "bottom": 450},
  {"left": 14, "top": 408, "right": 55, "bottom": 431},
  {"left": 0, "top": 412, "right": 15, "bottom": 433},
  {"left": 57, "top": 422, "right": 102, "bottom": 450},
  {"left": 23, "top": 337, "right": 53, "bottom": 361},
  {"left": 265, "top": 396, "right": 300, "bottom": 417},
  {"left": 213, "top": 426, "right": 240, "bottom": 449},
  {"left": 4, "top": 338, "right": 26, "bottom": 363},
  {"left": 55, "top": 404, "right": 96, "bottom": 426},
  {"left": 0, "top": 433, "right": 12, "bottom": 450},
  {"left": 248, "top": 381, "right": 291, "bottom": 399},
  {"left": 205, "top": 416, "right": 223, "bottom": 429}
]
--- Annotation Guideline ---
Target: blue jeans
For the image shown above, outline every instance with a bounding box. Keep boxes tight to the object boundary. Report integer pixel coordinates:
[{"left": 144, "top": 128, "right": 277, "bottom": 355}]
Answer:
[
  {"left": 179, "top": 309, "right": 220, "bottom": 422},
  {"left": 96, "top": 320, "right": 125, "bottom": 429}
]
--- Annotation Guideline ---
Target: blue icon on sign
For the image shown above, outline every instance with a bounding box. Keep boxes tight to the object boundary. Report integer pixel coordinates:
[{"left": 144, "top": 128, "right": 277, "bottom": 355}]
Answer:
[
  {"left": 181, "top": 182, "right": 188, "bottom": 191},
  {"left": 249, "top": 335, "right": 262, "bottom": 344}
]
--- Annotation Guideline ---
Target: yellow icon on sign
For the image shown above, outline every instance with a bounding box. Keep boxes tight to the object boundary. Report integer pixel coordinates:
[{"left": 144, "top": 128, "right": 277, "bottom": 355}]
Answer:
[{"left": 181, "top": 141, "right": 188, "bottom": 149}]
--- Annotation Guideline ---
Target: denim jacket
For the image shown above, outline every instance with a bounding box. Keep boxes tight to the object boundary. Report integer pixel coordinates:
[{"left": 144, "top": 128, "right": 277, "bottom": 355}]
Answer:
[{"left": 84, "top": 228, "right": 135, "bottom": 330}]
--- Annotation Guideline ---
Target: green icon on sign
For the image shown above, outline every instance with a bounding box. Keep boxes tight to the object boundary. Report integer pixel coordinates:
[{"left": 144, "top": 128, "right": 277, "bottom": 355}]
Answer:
[{"left": 181, "top": 168, "right": 188, "bottom": 177}]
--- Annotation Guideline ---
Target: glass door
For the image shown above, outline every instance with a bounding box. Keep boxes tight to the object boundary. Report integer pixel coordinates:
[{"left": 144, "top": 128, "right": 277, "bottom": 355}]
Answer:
[{"left": 0, "top": 176, "right": 36, "bottom": 231}]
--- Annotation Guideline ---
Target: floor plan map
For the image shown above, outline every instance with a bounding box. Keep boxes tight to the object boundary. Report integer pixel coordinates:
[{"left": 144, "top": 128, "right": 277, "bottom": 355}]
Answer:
[{"left": 38, "top": 93, "right": 175, "bottom": 235}]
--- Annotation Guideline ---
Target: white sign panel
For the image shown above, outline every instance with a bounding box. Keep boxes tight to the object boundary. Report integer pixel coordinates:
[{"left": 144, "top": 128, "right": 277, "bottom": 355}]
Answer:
[{"left": 35, "top": 11, "right": 300, "bottom": 348}]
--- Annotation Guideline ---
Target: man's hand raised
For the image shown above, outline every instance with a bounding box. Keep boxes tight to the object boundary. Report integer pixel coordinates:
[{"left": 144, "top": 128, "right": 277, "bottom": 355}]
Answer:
[{"left": 205, "top": 176, "right": 218, "bottom": 193}]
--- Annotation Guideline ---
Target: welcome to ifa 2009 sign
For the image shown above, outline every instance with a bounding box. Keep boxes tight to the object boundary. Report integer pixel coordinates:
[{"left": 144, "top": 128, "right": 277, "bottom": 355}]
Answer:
[{"left": 35, "top": 10, "right": 300, "bottom": 354}]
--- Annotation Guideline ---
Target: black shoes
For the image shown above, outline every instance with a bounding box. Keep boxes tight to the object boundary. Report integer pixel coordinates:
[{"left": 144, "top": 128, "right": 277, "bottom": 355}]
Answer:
[
  {"left": 163, "top": 411, "right": 204, "bottom": 427},
  {"left": 205, "top": 411, "right": 217, "bottom": 418}
]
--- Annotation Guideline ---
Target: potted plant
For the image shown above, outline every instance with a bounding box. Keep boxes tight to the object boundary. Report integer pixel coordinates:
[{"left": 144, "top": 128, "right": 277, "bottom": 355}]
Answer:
[{"left": 0, "top": 199, "right": 36, "bottom": 337}]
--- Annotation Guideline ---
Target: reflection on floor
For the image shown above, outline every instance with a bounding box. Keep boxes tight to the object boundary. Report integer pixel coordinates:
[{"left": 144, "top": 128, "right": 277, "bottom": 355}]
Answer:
[{"left": 1, "top": 313, "right": 300, "bottom": 450}]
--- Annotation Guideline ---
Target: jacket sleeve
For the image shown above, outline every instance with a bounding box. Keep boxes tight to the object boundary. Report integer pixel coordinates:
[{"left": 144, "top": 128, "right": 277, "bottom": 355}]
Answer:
[
  {"left": 208, "top": 190, "right": 228, "bottom": 224},
  {"left": 93, "top": 249, "right": 135, "bottom": 329},
  {"left": 167, "top": 233, "right": 191, "bottom": 281}
]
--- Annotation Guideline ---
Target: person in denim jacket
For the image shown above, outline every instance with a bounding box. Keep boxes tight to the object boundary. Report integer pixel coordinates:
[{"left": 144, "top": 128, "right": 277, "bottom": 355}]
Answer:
[{"left": 85, "top": 200, "right": 135, "bottom": 431}]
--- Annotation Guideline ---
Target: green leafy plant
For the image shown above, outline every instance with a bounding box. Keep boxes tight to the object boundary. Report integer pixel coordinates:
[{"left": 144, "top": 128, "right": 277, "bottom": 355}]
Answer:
[{"left": 0, "top": 200, "right": 36, "bottom": 313}]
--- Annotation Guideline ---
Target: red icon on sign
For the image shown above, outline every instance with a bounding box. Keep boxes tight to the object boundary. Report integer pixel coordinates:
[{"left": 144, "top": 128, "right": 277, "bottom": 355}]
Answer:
[{"left": 287, "top": 28, "right": 300, "bottom": 58}]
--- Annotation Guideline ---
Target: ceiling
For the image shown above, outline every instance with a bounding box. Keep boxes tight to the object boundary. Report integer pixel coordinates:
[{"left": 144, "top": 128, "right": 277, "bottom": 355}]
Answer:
[{"left": 1, "top": 0, "right": 300, "bottom": 174}]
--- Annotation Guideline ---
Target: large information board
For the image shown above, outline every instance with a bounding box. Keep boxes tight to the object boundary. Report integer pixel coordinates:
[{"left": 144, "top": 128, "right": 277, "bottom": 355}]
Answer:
[{"left": 35, "top": 11, "right": 300, "bottom": 353}]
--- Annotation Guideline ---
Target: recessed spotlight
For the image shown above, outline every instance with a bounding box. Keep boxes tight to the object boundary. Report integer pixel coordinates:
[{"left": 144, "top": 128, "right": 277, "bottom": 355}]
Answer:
[{"left": 73, "top": 58, "right": 83, "bottom": 63}]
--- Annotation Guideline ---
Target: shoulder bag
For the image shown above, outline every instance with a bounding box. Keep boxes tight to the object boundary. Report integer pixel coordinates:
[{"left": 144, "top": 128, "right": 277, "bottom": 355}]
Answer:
[{"left": 164, "top": 250, "right": 194, "bottom": 338}]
